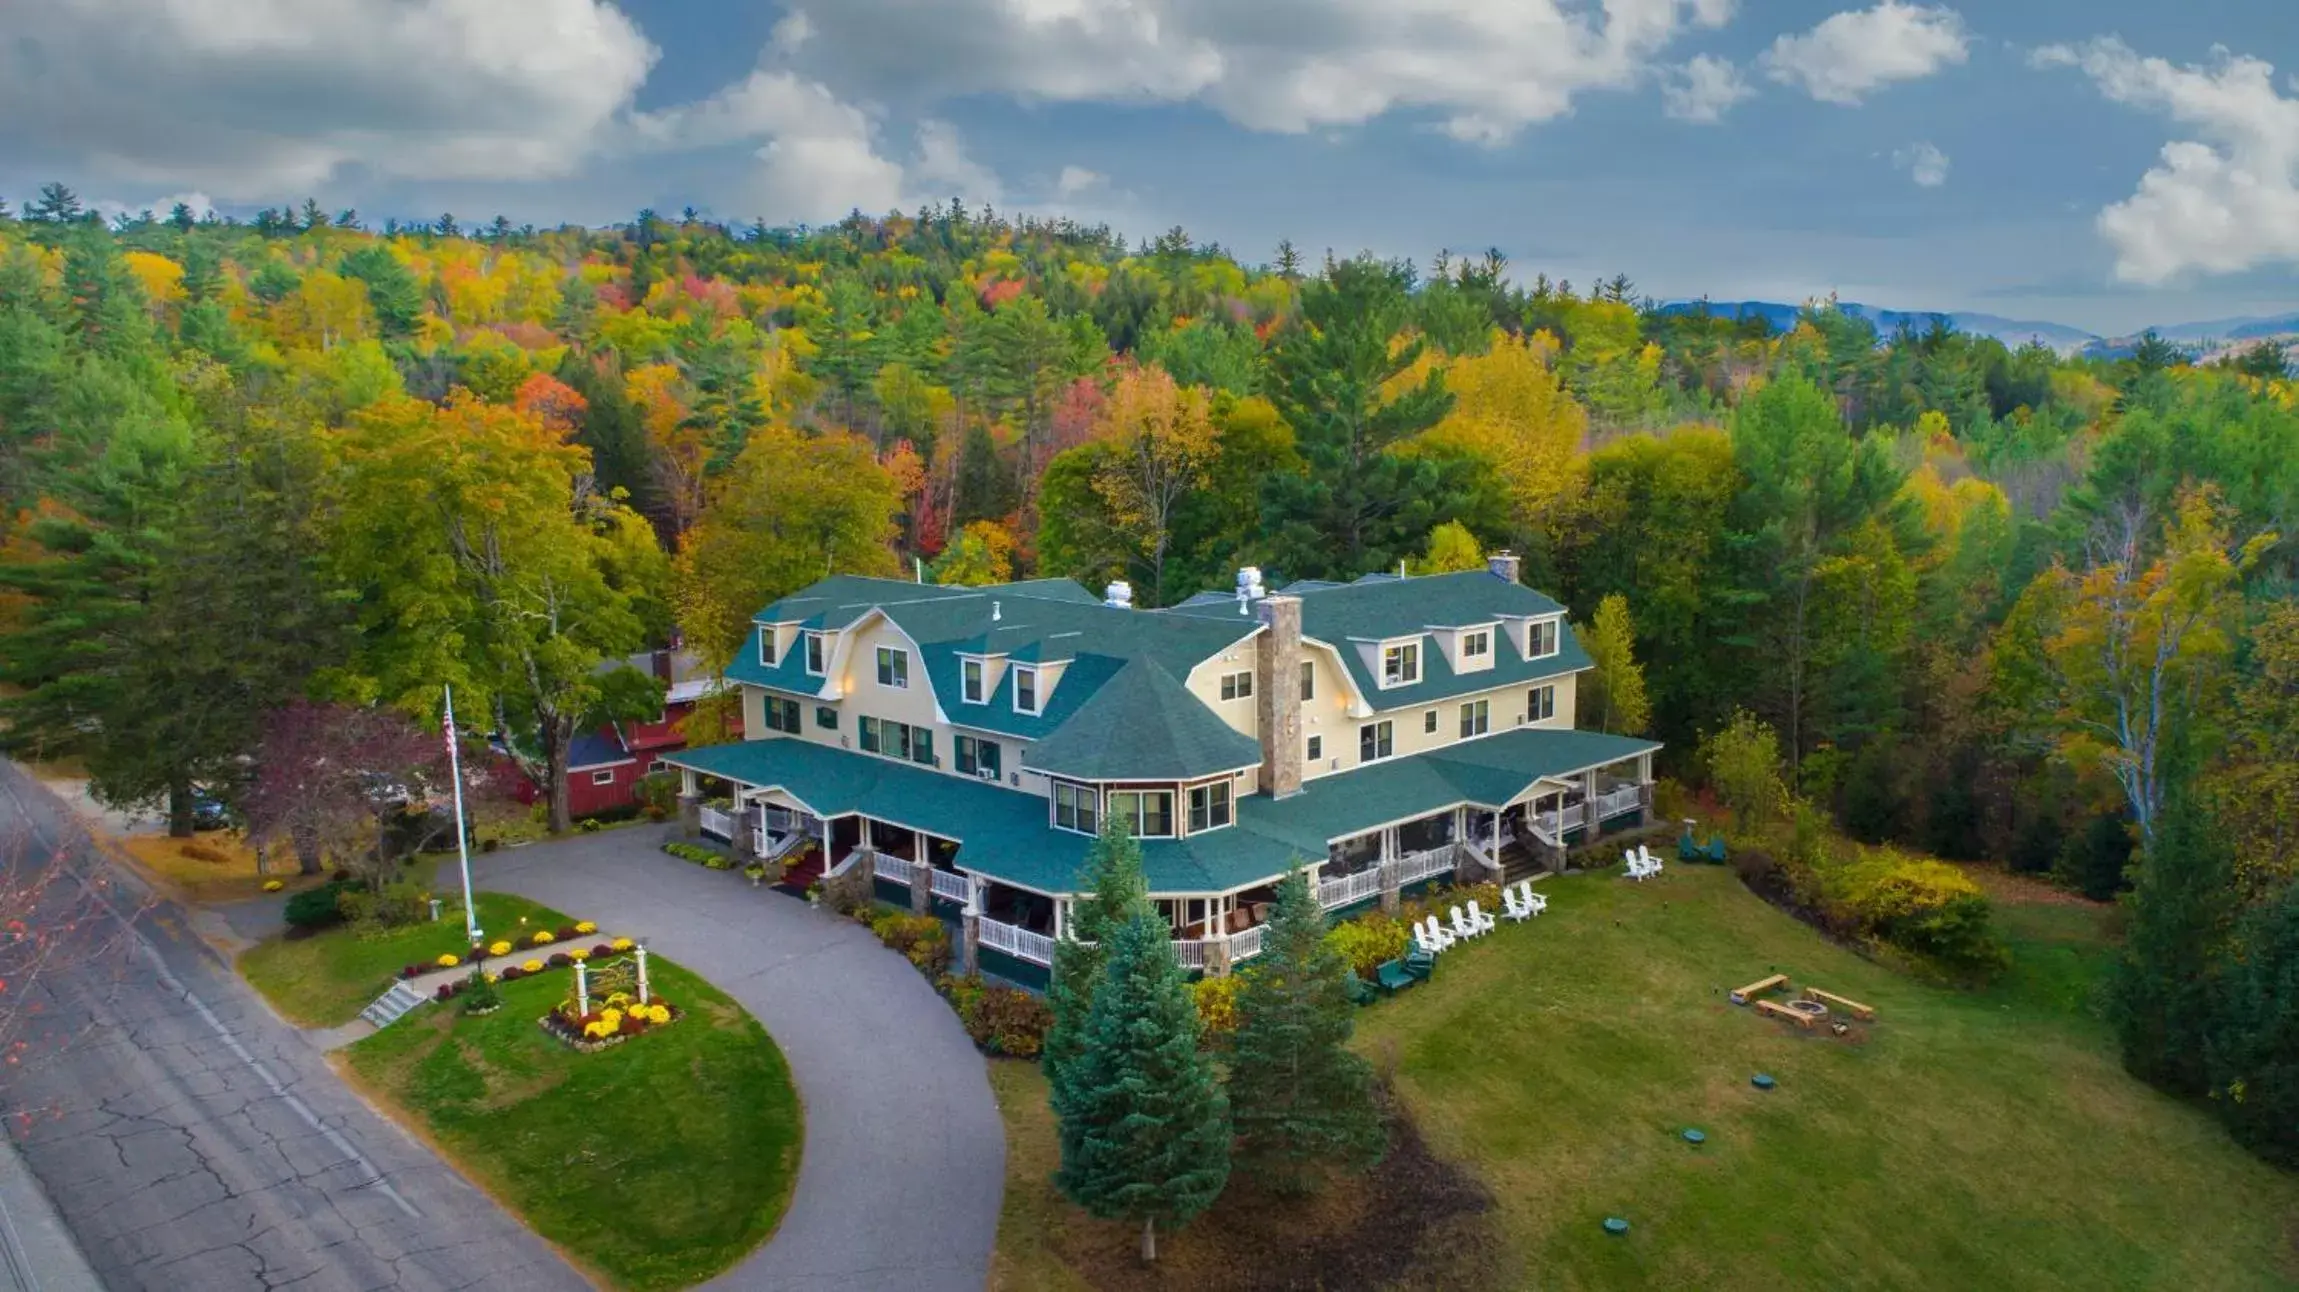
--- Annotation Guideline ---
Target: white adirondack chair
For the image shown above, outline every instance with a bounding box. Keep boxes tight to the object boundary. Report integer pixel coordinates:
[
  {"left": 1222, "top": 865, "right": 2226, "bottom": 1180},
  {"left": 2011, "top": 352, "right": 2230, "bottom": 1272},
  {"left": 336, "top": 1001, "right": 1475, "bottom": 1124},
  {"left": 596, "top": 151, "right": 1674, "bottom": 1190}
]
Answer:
[
  {"left": 1466, "top": 900, "right": 1497, "bottom": 934},
  {"left": 1421, "top": 915, "right": 1456, "bottom": 952},
  {"left": 1502, "top": 887, "right": 1535, "bottom": 922},
  {"left": 1448, "top": 906, "right": 1480, "bottom": 941},
  {"left": 1515, "top": 880, "right": 1549, "bottom": 916}
]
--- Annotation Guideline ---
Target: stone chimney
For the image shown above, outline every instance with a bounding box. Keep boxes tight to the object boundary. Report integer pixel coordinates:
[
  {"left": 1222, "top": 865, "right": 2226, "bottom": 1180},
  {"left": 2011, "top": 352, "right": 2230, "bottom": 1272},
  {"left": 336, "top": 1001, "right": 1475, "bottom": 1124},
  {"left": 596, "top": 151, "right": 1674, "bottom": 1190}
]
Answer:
[
  {"left": 1254, "top": 595, "right": 1304, "bottom": 799},
  {"left": 1487, "top": 550, "right": 1521, "bottom": 585}
]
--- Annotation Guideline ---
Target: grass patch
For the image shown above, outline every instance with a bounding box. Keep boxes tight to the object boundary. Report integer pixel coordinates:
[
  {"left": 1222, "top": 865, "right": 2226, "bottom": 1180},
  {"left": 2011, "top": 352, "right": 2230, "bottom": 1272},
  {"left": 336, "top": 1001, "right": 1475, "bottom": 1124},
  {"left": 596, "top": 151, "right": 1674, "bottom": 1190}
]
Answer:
[
  {"left": 111, "top": 830, "right": 324, "bottom": 903},
  {"left": 341, "top": 960, "right": 801, "bottom": 1290},
  {"left": 995, "top": 866, "right": 2298, "bottom": 1290},
  {"left": 238, "top": 892, "right": 573, "bottom": 1027}
]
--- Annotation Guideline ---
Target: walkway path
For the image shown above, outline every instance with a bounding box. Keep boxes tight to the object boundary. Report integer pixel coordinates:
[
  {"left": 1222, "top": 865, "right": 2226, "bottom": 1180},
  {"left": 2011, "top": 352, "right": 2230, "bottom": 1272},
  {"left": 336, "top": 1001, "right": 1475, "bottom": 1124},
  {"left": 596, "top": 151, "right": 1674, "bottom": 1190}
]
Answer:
[{"left": 471, "top": 825, "right": 1004, "bottom": 1292}]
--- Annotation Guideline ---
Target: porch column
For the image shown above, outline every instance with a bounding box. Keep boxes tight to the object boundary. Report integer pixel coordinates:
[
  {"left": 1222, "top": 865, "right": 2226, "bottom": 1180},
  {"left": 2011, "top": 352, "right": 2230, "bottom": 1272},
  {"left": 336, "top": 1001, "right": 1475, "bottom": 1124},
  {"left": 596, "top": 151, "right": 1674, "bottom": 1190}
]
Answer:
[
  {"left": 1582, "top": 770, "right": 1599, "bottom": 829},
  {"left": 960, "top": 885, "right": 981, "bottom": 976},
  {"left": 1053, "top": 898, "right": 1067, "bottom": 942},
  {"left": 1637, "top": 753, "right": 1656, "bottom": 816},
  {"left": 909, "top": 830, "right": 932, "bottom": 913}
]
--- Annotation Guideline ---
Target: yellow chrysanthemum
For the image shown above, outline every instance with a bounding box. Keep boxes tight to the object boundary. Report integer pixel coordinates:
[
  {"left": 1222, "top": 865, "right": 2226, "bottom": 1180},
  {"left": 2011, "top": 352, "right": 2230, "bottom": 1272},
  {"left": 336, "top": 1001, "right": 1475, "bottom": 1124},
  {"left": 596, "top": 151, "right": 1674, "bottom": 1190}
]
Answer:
[
  {"left": 610, "top": 938, "right": 634, "bottom": 952},
  {"left": 574, "top": 921, "right": 597, "bottom": 935},
  {"left": 436, "top": 954, "right": 459, "bottom": 968},
  {"left": 531, "top": 930, "right": 555, "bottom": 946},
  {"left": 521, "top": 959, "right": 544, "bottom": 973},
  {"left": 488, "top": 940, "right": 512, "bottom": 957}
]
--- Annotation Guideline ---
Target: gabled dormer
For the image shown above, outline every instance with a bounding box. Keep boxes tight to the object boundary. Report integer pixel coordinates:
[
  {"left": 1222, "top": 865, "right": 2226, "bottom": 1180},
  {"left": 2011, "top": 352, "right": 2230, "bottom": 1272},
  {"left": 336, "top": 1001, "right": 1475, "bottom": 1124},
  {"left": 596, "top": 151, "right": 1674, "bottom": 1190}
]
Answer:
[
  {"left": 1428, "top": 621, "right": 1500, "bottom": 675},
  {"left": 1497, "top": 612, "right": 1564, "bottom": 662},
  {"left": 1351, "top": 634, "right": 1426, "bottom": 692}
]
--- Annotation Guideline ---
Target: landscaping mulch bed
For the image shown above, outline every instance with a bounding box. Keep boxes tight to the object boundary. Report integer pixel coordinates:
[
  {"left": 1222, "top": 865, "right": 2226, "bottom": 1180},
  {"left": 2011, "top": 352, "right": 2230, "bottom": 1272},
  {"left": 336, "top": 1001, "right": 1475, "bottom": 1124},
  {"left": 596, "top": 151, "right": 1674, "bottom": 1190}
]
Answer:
[{"left": 1060, "top": 1085, "right": 1500, "bottom": 1291}]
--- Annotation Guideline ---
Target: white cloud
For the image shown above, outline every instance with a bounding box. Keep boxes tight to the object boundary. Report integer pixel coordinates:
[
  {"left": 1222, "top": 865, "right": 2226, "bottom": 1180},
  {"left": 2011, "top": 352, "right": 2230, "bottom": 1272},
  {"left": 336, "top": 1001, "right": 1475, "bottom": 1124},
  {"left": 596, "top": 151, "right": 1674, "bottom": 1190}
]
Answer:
[
  {"left": 1663, "top": 54, "right": 1752, "bottom": 123},
  {"left": 0, "top": 0, "right": 658, "bottom": 197},
  {"left": 786, "top": 0, "right": 1739, "bottom": 145},
  {"left": 1895, "top": 141, "right": 1950, "bottom": 187},
  {"left": 1763, "top": 3, "right": 1969, "bottom": 105},
  {"left": 1056, "top": 166, "right": 1108, "bottom": 197},
  {"left": 631, "top": 71, "right": 1000, "bottom": 223},
  {"left": 2036, "top": 38, "right": 2299, "bottom": 284},
  {"left": 92, "top": 191, "right": 218, "bottom": 224},
  {"left": 771, "top": 10, "right": 815, "bottom": 57}
]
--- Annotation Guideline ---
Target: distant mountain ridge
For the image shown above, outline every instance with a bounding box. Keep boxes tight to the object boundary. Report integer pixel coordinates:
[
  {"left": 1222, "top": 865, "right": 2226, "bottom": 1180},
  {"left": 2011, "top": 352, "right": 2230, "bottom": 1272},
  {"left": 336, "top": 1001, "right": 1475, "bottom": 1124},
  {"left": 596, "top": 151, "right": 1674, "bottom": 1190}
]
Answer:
[
  {"left": 1656, "top": 300, "right": 2299, "bottom": 360},
  {"left": 1656, "top": 299, "right": 2100, "bottom": 354}
]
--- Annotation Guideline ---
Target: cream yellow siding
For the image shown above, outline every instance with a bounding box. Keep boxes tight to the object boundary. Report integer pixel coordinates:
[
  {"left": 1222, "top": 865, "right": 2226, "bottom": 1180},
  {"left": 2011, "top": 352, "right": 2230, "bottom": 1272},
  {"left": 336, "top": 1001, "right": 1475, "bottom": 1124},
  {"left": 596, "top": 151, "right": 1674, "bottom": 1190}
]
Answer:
[{"left": 1301, "top": 668, "right": 1584, "bottom": 782}]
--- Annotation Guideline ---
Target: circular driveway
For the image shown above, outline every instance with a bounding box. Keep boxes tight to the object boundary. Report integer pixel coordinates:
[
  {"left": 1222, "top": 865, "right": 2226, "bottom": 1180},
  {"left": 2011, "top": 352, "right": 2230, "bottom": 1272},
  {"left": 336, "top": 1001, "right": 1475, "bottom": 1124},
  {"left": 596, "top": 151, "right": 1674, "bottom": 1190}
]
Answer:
[{"left": 471, "top": 826, "right": 1003, "bottom": 1291}]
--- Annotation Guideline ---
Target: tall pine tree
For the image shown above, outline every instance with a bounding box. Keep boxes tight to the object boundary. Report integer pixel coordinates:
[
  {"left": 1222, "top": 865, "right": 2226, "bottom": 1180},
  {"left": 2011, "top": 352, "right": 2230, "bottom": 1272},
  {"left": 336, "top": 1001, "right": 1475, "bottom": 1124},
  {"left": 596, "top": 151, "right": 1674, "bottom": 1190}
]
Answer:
[
  {"left": 1226, "top": 870, "right": 1385, "bottom": 1194},
  {"left": 1052, "top": 908, "right": 1230, "bottom": 1262},
  {"left": 1044, "top": 816, "right": 1151, "bottom": 1097},
  {"left": 2106, "top": 742, "right": 2236, "bottom": 1095},
  {"left": 2206, "top": 880, "right": 2299, "bottom": 1167}
]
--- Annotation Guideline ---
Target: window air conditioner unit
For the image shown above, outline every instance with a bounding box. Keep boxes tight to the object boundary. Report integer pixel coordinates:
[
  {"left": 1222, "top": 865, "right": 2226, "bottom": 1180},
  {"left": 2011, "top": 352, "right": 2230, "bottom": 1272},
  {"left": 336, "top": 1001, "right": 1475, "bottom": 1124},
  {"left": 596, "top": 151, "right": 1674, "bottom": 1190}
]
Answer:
[
  {"left": 840, "top": 737, "right": 851, "bottom": 748},
  {"left": 976, "top": 768, "right": 997, "bottom": 781}
]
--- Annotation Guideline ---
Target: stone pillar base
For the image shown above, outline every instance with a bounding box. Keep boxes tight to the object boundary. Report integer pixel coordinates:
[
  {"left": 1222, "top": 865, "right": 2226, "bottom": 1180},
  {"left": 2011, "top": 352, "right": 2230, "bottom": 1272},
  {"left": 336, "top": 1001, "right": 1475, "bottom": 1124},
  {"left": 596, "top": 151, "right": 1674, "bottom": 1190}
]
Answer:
[
  {"left": 960, "top": 913, "right": 981, "bottom": 976},
  {"left": 909, "top": 861, "right": 933, "bottom": 914},
  {"left": 1378, "top": 859, "right": 1404, "bottom": 915},
  {"left": 731, "top": 811, "right": 757, "bottom": 860},
  {"left": 676, "top": 794, "right": 701, "bottom": 841},
  {"left": 1206, "top": 938, "right": 1233, "bottom": 978}
]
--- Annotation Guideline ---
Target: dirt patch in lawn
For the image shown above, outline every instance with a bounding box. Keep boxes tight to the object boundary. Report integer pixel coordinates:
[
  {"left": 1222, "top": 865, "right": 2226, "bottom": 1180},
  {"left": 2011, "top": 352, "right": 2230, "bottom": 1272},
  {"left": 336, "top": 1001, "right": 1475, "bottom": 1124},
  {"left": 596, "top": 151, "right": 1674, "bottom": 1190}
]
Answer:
[{"left": 1034, "top": 1083, "right": 1500, "bottom": 1291}]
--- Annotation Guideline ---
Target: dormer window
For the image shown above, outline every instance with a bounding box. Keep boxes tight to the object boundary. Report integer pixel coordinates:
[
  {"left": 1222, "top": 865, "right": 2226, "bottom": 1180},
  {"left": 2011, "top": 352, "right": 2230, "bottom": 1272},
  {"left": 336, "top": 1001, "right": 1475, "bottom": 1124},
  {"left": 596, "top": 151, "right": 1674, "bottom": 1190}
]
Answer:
[
  {"left": 1462, "top": 629, "right": 1490, "bottom": 660},
  {"left": 803, "top": 631, "right": 826, "bottom": 676},
  {"left": 1382, "top": 641, "right": 1420, "bottom": 687},
  {"left": 1014, "top": 665, "right": 1041, "bottom": 715},
  {"left": 962, "top": 659, "right": 985, "bottom": 704},
  {"left": 875, "top": 646, "right": 909, "bottom": 689},
  {"left": 1527, "top": 620, "right": 1559, "bottom": 659},
  {"left": 758, "top": 629, "right": 778, "bottom": 667}
]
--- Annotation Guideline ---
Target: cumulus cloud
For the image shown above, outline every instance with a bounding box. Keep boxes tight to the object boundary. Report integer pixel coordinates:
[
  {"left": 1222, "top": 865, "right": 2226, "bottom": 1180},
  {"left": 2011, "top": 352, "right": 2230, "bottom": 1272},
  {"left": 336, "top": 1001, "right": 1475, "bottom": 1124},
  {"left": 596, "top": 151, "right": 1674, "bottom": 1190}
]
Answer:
[
  {"left": 782, "top": 0, "right": 1737, "bottom": 145},
  {"left": 92, "top": 191, "right": 218, "bottom": 224},
  {"left": 1895, "top": 141, "right": 1950, "bottom": 187},
  {"left": 1663, "top": 54, "right": 1752, "bottom": 123},
  {"left": 0, "top": 0, "right": 658, "bottom": 197},
  {"left": 1763, "top": 2, "right": 1969, "bottom": 105},
  {"left": 1055, "top": 166, "right": 1108, "bottom": 197},
  {"left": 630, "top": 69, "right": 1005, "bottom": 223},
  {"left": 2036, "top": 38, "right": 2299, "bottom": 284}
]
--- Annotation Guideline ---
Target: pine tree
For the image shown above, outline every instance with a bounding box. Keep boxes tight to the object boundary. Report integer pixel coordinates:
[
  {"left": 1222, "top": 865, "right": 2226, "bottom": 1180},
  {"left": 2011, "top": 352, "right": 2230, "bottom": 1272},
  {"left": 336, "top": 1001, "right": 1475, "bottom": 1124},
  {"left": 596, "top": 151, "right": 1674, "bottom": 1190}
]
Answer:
[
  {"left": 2106, "top": 750, "right": 2235, "bottom": 1095},
  {"left": 1226, "top": 870, "right": 1384, "bottom": 1195},
  {"left": 2206, "top": 880, "right": 2299, "bottom": 1167},
  {"left": 1052, "top": 909, "right": 1230, "bottom": 1262},
  {"left": 1044, "top": 816, "right": 1150, "bottom": 1094}
]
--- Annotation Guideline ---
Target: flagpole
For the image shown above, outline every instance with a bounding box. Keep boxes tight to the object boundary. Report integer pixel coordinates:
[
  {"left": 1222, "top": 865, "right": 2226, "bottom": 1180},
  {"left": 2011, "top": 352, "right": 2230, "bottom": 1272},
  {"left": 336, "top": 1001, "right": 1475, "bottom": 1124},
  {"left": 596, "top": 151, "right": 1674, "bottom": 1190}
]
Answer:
[{"left": 444, "top": 685, "right": 482, "bottom": 949}]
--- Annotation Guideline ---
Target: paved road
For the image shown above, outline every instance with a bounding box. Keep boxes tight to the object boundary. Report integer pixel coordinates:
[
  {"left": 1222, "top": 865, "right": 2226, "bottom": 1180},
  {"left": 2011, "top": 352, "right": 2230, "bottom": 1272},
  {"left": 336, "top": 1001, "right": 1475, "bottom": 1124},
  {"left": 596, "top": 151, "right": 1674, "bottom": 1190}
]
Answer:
[
  {"left": 472, "top": 828, "right": 1005, "bottom": 1292},
  {"left": 0, "top": 762, "right": 588, "bottom": 1292}
]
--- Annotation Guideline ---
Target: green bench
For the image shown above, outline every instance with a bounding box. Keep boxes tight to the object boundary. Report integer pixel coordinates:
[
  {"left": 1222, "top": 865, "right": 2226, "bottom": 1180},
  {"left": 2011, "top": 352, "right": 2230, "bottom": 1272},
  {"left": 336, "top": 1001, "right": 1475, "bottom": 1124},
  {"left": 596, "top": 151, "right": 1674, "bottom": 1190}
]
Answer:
[{"left": 1374, "top": 959, "right": 1418, "bottom": 993}]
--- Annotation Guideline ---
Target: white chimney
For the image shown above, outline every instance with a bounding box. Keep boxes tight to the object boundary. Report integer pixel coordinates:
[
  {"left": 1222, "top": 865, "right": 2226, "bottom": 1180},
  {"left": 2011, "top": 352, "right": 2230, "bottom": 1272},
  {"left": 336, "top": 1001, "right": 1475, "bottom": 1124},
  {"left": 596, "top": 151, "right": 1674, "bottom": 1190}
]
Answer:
[
  {"left": 991, "top": 600, "right": 1002, "bottom": 622},
  {"left": 1104, "top": 580, "right": 1133, "bottom": 608}
]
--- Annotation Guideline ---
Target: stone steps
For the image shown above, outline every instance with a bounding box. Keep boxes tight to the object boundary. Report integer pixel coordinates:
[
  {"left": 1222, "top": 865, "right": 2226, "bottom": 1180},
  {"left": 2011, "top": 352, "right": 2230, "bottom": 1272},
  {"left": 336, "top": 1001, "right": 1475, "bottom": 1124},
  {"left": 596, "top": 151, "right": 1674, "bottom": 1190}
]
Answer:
[{"left": 357, "top": 980, "right": 429, "bottom": 1030}]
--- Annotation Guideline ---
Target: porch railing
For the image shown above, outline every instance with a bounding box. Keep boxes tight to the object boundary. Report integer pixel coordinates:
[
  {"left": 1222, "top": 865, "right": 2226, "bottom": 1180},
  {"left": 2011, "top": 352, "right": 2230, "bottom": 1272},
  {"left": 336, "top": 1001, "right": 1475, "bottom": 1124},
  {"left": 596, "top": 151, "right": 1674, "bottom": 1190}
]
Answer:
[
  {"left": 1318, "top": 868, "right": 1383, "bottom": 910},
  {"left": 1228, "top": 924, "right": 1267, "bottom": 963},
  {"left": 873, "top": 855, "right": 915, "bottom": 887},
  {"left": 1396, "top": 846, "right": 1455, "bottom": 887},
  {"left": 825, "top": 847, "right": 870, "bottom": 882},
  {"left": 698, "top": 805, "right": 736, "bottom": 842},
  {"left": 1594, "top": 784, "right": 1643, "bottom": 821},
  {"left": 977, "top": 916, "right": 1055, "bottom": 967},
  {"left": 930, "top": 868, "right": 973, "bottom": 906},
  {"left": 1532, "top": 803, "right": 1587, "bottom": 841},
  {"left": 1171, "top": 939, "right": 1213, "bottom": 971}
]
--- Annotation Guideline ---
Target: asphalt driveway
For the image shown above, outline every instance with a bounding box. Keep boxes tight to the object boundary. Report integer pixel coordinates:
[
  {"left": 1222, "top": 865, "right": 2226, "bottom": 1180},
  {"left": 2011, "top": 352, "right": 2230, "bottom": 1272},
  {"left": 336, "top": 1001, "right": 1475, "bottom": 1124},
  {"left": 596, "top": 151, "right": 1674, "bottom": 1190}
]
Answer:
[{"left": 470, "top": 826, "right": 1004, "bottom": 1292}]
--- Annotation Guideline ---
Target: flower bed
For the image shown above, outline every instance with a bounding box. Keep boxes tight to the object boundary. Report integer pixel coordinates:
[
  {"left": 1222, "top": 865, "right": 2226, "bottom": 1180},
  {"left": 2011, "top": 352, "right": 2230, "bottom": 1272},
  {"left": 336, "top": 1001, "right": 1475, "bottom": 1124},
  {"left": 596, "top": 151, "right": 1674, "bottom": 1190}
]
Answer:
[
  {"left": 540, "top": 992, "right": 684, "bottom": 1053},
  {"left": 395, "top": 922, "right": 615, "bottom": 981}
]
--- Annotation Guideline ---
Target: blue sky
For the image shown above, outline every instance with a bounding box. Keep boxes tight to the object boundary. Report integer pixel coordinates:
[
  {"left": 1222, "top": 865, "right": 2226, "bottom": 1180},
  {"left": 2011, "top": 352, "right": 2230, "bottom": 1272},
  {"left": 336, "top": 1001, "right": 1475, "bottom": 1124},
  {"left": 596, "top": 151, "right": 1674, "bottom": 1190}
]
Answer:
[{"left": 3, "top": 1, "right": 2296, "bottom": 334}]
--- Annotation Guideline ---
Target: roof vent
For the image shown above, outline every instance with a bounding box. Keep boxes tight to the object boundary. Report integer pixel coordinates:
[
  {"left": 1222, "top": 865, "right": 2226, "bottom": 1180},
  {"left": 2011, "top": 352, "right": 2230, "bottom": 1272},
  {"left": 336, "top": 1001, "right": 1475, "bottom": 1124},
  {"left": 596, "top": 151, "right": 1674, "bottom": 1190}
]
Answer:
[
  {"left": 992, "top": 600, "right": 1002, "bottom": 622},
  {"left": 1104, "top": 580, "right": 1133, "bottom": 609}
]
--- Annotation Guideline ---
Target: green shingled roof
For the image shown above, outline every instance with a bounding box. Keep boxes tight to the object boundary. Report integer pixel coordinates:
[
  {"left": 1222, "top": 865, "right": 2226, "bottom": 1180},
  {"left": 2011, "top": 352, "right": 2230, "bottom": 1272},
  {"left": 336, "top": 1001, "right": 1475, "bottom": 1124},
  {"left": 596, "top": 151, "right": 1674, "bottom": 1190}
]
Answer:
[
  {"left": 665, "top": 726, "right": 1656, "bottom": 897},
  {"left": 1018, "top": 658, "right": 1262, "bottom": 781},
  {"left": 1168, "top": 568, "right": 1589, "bottom": 709}
]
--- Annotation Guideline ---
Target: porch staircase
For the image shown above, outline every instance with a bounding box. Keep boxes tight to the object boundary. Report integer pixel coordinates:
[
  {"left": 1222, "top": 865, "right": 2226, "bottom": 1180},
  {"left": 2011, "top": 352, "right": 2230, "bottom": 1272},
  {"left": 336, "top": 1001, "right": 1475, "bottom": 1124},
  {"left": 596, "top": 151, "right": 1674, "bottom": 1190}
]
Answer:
[
  {"left": 358, "top": 981, "right": 428, "bottom": 1030},
  {"left": 1496, "top": 839, "right": 1551, "bottom": 887},
  {"left": 774, "top": 845, "right": 827, "bottom": 897}
]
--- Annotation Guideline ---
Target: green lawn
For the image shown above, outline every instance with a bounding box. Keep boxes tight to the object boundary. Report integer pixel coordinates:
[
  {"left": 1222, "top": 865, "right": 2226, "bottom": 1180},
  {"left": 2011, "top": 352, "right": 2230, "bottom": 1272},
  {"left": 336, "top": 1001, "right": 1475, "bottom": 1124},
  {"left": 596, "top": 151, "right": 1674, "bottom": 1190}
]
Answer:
[
  {"left": 1352, "top": 865, "right": 2297, "bottom": 1291},
  {"left": 340, "top": 959, "right": 802, "bottom": 1290},
  {"left": 239, "top": 892, "right": 573, "bottom": 1027},
  {"left": 994, "top": 866, "right": 2299, "bottom": 1290}
]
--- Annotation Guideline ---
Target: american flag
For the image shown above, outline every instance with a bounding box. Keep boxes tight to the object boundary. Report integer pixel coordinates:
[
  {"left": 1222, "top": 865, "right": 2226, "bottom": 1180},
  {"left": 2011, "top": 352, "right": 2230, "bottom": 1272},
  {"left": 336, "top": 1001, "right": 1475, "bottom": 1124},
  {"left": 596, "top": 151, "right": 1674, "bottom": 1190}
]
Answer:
[{"left": 443, "top": 688, "right": 460, "bottom": 764}]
